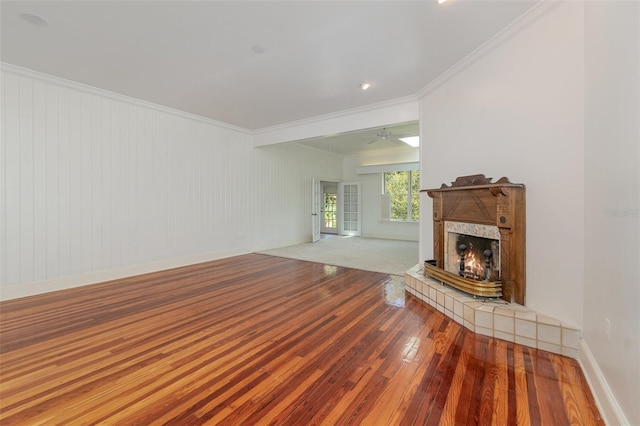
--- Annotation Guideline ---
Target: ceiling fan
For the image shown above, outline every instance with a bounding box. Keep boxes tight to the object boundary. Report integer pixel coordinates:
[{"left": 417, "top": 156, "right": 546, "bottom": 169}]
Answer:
[{"left": 367, "top": 127, "right": 409, "bottom": 144}]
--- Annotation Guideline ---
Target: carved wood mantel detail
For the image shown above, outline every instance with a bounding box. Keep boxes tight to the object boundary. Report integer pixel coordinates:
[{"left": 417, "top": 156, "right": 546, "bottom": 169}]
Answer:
[{"left": 422, "top": 174, "right": 526, "bottom": 304}]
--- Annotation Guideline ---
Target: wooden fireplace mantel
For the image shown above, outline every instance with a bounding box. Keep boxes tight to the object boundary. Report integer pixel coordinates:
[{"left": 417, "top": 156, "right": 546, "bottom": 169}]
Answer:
[{"left": 422, "top": 174, "right": 526, "bottom": 304}]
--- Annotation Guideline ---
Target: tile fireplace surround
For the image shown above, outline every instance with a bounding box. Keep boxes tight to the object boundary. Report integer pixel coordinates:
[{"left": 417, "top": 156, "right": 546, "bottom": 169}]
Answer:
[{"left": 404, "top": 264, "right": 581, "bottom": 359}]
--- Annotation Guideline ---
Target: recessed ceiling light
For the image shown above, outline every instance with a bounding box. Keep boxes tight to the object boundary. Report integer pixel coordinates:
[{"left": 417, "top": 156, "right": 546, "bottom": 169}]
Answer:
[
  {"left": 20, "top": 13, "right": 49, "bottom": 27},
  {"left": 400, "top": 136, "right": 420, "bottom": 147},
  {"left": 360, "top": 82, "right": 371, "bottom": 91},
  {"left": 252, "top": 45, "right": 265, "bottom": 54},
  {"left": 438, "top": 0, "right": 448, "bottom": 4}
]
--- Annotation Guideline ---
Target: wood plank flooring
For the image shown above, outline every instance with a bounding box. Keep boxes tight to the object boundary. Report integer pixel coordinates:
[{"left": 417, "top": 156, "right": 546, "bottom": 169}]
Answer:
[{"left": 0, "top": 254, "right": 603, "bottom": 425}]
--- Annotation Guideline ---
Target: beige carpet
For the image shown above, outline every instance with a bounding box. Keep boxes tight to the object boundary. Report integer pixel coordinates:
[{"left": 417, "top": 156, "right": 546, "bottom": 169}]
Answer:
[{"left": 256, "top": 236, "right": 419, "bottom": 276}]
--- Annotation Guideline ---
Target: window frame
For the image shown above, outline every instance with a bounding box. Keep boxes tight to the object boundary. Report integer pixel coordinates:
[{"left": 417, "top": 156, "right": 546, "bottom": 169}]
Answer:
[{"left": 382, "top": 170, "right": 420, "bottom": 222}]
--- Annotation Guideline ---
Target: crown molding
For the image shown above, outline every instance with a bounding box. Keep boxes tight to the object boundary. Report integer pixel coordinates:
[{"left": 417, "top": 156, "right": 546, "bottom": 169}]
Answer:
[
  {"left": 0, "top": 62, "right": 253, "bottom": 135},
  {"left": 253, "top": 94, "right": 419, "bottom": 136},
  {"left": 416, "top": 0, "right": 560, "bottom": 99}
]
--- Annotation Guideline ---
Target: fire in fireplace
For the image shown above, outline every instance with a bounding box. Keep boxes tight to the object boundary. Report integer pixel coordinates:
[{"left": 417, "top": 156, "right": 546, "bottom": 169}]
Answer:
[
  {"left": 443, "top": 220, "right": 501, "bottom": 283},
  {"left": 452, "top": 234, "right": 499, "bottom": 281}
]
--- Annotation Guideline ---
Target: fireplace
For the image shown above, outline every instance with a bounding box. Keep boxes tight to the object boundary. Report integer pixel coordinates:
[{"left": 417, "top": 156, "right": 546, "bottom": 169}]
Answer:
[{"left": 422, "top": 175, "right": 526, "bottom": 304}]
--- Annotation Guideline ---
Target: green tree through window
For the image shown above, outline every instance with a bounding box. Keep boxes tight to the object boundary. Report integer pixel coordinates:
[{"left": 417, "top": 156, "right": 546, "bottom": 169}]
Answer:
[
  {"left": 384, "top": 170, "right": 420, "bottom": 221},
  {"left": 324, "top": 192, "right": 337, "bottom": 228}
]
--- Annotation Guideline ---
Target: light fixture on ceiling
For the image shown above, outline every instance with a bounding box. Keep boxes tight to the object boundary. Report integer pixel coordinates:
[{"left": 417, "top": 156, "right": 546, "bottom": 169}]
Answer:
[
  {"left": 20, "top": 12, "right": 49, "bottom": 27},
  {"left": 438, "top": 0, "right": 448, "bottom": 4},
  {"left": 360, "top": 82, "right": 371, "bottom": 91},
  {"left": 399, "top": 136, "right": 420, "bottom": 147}
]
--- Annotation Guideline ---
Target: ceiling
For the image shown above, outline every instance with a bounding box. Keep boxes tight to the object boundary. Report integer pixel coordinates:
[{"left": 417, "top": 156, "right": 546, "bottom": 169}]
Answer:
[{"left": 1, "top": 0, "right": 538, "bottom": 134}]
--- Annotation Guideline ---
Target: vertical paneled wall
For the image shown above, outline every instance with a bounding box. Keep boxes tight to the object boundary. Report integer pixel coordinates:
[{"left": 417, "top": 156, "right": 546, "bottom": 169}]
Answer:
[{"left": 0, "top": 67, "right": 342, "bottom": 298}]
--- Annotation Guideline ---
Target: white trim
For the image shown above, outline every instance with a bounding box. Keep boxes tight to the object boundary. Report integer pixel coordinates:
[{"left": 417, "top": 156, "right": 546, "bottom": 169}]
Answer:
[
  {"left": 381, "top": 194, "right": 391, "bottom": 221},
  {"left": 416, "top": 0, "right": 560, "bottom": 99},
  {"left": 312, "top": 178, "right": 321, "bottom": 243},
  {"left": 342, "top": 145, "right": 419, "bottom": 160},
  {"left": 362, "top": 232, "right": 418, "bottom": 242},
  {"left": 338, "top": 182, "right": 362, "bottom": 237},
  {"left": 356, "top": 162, "right": 419, "bottom": 175},
  {"left": 253, "top": 96, "right": 419, "bottom": 147},
  {"left": 0, "top": 62, "right": 252, "bottom": 135},
  {"left": 0, "top": 248, "right": 251, "bottom": 301},
  {"left": 288, "top": 142, "right": 343, "bottom": 158},
  {"left": 578, "top": 340, "right": 630, "bottom": 426}
]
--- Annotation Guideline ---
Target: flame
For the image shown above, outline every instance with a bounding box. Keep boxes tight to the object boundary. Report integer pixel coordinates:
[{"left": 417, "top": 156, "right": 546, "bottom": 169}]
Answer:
[
  {"left": 465, "top": 251, "right": 484, "bottom": 280},
  {"left": 457, "top": 250, "right": 490, "bottom": 281}
]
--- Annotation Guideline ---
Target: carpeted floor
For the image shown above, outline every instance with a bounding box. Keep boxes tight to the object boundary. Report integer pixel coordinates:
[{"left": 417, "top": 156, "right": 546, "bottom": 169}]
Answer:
[{"left": 256, "top": 236, "right": 419, "bottom": 276}]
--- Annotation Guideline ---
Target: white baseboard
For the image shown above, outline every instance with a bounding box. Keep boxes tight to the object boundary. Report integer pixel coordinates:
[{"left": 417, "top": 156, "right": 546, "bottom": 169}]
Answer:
[
  {"left": 578, "top": 340, "right": 630, "bottom": 426},
  {"left": 0, "top": 248, "right": 251, "bottom": 301},
  {"left": 361, "top": 233, "right": 419, "bottom": 242}
]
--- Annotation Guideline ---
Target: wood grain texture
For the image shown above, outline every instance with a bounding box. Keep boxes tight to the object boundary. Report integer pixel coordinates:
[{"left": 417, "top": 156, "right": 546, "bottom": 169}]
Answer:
[
  {"left": 0, "top": 254, "right": 603, "bottom": 425},
  {"left": 424, "top": 175, "right": 526, "bottom": 304}
]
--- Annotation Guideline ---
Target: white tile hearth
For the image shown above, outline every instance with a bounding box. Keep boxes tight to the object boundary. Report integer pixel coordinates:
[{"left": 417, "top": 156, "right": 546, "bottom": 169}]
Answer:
[
  {"left": 515, "top": 319, "right": 537, "bottom": 339},
  {"left": 404, "top": 264, "right": 581, "bottom": 358}
]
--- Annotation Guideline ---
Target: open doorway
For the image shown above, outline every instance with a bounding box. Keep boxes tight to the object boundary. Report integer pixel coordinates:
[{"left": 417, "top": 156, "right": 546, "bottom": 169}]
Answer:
[
  {"left": 314, "top": 180, "right": 361, "bottom": 239},
  {"left": 321, "top": 182, "right": 338, "bottom": 235}
]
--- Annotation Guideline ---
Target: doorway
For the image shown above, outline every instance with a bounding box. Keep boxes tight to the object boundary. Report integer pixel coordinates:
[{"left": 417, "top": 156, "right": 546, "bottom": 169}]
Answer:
[{"left": 321, "top": 183, "right": 338, "bottom": 234}]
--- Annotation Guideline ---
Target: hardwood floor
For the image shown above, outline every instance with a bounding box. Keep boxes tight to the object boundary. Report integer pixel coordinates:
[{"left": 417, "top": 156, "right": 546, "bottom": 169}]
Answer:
[{"left": 0, "top": 254, "right": 603, "bottom": 425}]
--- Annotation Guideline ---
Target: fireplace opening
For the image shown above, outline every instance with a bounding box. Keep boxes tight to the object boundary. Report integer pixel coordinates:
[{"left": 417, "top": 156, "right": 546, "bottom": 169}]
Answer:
[
  {"left": 446, "top": 234, "right": 499, "bottom": 281},
  {"left": 443, "top": 220, "right": 501, "bottom": 283}
]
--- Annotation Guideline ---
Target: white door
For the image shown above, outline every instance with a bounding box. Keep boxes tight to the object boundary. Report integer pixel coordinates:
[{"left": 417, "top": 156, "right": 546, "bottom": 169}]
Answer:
[
  {"left": 339, "top": 182, "right": 361, "bottom": 237},
  {"left": 312, "top": 178, "right": 321, "bottom": 242}
]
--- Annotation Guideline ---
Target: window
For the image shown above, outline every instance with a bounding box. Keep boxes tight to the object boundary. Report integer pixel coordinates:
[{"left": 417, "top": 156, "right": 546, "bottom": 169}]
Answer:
[{"left": 383, "top": 170, "right": 420, "bottom": 221}]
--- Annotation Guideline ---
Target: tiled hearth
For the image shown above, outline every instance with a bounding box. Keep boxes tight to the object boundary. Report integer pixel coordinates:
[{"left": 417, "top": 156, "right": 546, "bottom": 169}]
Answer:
[{"left": 405, "top": 264, "right": 581, "bottom": 358}]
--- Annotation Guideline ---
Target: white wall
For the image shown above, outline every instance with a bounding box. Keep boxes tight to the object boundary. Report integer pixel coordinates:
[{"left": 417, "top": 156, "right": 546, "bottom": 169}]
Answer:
[
  {"left": 419, "top": 2, "right": 585, "bottom": 327},
  {"left": 584, "top": 2, "right": 640, "bottom": 425},
  {"left": 342, "top": 148, "right": 419, "bottom": 241},
  {"left": 418, "top": 2, "right": 639, "bottom": 423},
  {"left": 0, "top": 66, "right": 343, "bottom": 300}
]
